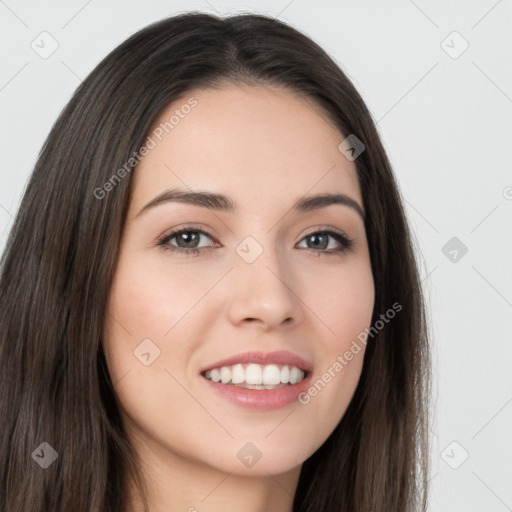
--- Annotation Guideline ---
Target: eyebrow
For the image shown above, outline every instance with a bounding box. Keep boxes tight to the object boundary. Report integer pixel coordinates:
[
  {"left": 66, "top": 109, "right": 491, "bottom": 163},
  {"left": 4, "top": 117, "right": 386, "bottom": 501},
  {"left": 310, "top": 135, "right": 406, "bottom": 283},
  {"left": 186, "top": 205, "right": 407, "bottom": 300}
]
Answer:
[{"left": 136, "top": 187, "right": 365, "bottom": 221}]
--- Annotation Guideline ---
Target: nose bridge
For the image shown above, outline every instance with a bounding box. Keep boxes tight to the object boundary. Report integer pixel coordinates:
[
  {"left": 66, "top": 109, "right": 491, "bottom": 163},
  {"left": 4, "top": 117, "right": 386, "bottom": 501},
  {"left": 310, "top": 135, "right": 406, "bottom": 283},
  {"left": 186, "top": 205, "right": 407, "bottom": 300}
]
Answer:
[{"left": 227, "top": 232, "right": 301, "bottom": 328}]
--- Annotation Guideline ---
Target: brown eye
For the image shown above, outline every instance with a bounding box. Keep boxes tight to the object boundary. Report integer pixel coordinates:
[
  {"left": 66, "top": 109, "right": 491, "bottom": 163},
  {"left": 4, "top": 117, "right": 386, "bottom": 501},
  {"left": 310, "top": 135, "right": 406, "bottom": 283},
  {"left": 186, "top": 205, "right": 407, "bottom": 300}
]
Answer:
[
  {"left": 157, "top": 228, "right": 216, "bottom": 256},
  {"left": 297, "top": 229, "right": 354, "bottom": 255}
]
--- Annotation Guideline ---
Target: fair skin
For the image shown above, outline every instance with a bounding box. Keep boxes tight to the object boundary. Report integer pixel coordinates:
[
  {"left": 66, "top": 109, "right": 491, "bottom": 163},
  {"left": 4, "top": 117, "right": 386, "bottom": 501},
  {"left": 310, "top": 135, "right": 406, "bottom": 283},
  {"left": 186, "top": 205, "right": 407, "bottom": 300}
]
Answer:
[{"left": 103, "top": 83, "right": 375, "bottom": 512}]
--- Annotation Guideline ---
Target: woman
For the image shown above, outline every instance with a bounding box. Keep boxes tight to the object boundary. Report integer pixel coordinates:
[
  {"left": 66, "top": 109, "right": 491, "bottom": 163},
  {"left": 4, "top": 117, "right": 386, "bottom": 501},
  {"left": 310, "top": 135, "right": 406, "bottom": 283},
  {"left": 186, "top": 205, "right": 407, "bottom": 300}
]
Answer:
[{"left": 0, "top": 11, "right": 431, "bottom": 512}]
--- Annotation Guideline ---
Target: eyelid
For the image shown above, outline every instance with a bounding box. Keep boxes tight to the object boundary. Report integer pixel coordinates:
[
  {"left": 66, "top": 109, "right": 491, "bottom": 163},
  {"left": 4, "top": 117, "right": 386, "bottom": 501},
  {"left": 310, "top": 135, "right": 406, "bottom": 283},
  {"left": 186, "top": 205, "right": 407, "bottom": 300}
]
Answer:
[
  {"left": 156, "top": 224, "right": 354, "bottom": 256},
  {"left": 156, "top": 226, "right": 219, "bottom": 248},
  {"left": 300, "top": 224, "right": 349, "bottom": 239},
  {"left": 157, "top": 223, "right": 350, "bottom": 241},
  {"left": 157, "top": 222, "right": 217, "bottom": 241}
]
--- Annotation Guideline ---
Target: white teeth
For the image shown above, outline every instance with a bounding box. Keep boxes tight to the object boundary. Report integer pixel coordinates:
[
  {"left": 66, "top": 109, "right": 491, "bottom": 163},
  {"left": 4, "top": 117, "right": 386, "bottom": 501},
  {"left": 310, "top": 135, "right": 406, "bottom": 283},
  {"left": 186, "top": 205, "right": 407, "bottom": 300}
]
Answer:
[
  {"left": 280, "top": 365, "right": 290, "bottom": 383},
  {"left": 245, "top": 364, "right": 263, "bottom": 385},
  {"left": 239, "top": 383, "right": 287, "bottom": 390},
  {"left": 210, "top": 368, "right": 221, "bottom": 383},
  {"left": 231, "top": 363, "right": 245, "bottom": 384},
  {"left": 220, "top": 366, "right": 231, "bottom": 384},
  {"left": 203, "top": 363, "right": 306, "bottom": 386},
  {"left": 262, "top": 364, "right": 281, "bottom": 385},
  {"left": 289, "top": 366, "right": 300, "bottom": 384}
]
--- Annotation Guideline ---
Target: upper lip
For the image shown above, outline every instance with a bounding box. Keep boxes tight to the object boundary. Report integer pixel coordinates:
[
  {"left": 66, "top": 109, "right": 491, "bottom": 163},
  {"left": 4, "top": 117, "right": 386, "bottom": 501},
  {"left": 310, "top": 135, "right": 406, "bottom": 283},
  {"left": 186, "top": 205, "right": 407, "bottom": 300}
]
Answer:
[{"left": 200, "top": 350, "right": 313, "bottom": 374}]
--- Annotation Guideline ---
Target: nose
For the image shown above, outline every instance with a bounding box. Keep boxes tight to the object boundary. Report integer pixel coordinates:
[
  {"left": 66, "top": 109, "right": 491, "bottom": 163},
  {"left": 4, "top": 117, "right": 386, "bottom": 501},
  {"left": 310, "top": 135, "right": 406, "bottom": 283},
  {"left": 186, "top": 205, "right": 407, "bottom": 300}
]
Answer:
[{"left": 226, "top": 244, "right": 303, "bottom": 330}]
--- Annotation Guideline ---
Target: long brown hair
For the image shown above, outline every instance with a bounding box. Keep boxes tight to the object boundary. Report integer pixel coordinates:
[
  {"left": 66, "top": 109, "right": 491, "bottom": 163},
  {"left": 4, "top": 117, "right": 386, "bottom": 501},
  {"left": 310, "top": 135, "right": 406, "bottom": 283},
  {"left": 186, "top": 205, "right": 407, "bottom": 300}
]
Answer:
[{"left": 0, "top": 11, "right": 431, "bottom": 511}]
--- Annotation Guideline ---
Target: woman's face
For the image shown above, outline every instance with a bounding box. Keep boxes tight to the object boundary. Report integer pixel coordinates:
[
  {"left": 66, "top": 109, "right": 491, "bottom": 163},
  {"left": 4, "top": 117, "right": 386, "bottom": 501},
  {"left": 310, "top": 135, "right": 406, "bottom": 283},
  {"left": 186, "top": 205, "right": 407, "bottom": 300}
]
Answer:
[{"left": 103, "top": 84, "right": 375, "bottom": 477}]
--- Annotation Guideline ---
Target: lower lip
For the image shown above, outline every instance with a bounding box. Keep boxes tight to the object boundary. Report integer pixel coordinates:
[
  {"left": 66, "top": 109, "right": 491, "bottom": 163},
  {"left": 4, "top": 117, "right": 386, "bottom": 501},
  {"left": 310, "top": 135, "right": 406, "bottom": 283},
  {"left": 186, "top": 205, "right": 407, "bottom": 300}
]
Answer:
[{"left": 201, "top": 374, "right": 312, "bottom": 410}]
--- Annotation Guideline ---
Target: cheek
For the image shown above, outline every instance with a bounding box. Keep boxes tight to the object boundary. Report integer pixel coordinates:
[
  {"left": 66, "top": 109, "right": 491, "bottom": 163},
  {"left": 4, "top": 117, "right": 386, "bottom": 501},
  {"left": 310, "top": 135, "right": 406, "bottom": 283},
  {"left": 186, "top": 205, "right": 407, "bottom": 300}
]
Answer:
[
  {"left": 297, "top": 259, "right": 374, "bottom": 432},
  {"left": 104, "top": 252, "right": 211, "bottom": 348},
  {"left": 307, "top": 256, "right": 375, "bottom": 343},
  {"left": 101, "top": 256, "right": 176, "bottom": 388},
  {"left": 101, "top": 263, "right": 199, "bottom": 449},
  {"left": 101, "top": 252, "right": 219, "bottom": 407}
]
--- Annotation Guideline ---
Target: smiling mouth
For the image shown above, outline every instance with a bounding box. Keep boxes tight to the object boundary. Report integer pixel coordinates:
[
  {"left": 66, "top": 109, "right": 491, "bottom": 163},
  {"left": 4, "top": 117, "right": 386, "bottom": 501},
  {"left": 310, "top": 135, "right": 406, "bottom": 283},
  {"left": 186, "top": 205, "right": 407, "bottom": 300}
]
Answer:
[{"left": 201, "top": 363, "right": 308, "bottom": 390}]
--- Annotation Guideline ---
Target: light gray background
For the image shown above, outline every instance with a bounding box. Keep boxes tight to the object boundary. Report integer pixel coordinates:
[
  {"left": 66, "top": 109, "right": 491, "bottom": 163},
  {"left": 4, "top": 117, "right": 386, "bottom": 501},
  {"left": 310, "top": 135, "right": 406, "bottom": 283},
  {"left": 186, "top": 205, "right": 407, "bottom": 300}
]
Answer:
[{"left": 1, "top": 1, "right": 511, "bottom": 510}]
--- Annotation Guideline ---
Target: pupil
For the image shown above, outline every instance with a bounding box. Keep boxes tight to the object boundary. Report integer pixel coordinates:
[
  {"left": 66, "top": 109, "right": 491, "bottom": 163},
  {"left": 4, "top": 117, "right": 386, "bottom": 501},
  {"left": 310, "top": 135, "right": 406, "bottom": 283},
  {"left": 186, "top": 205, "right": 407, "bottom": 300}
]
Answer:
[
  {"left": 179, "top": 232, "right": 198, "bottom": 248},
  {"left": 310, "top": 234, "right": 326, "bottom": 249}
]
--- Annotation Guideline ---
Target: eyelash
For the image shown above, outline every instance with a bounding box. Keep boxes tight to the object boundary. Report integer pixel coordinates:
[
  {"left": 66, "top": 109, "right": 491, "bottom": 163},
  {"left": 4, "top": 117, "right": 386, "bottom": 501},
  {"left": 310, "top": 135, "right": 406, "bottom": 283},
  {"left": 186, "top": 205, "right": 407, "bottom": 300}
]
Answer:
[{"left": 156, "top": 226, "right": 354, "bottom": 257}]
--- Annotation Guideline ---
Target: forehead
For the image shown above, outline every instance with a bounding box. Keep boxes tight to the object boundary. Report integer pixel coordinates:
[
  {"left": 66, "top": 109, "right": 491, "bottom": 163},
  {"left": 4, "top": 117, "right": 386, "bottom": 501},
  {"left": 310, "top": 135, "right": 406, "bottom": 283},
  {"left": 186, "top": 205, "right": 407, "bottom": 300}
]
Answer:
[{"left": 130, "top": 84, "right": 362, "bottom": 217}]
